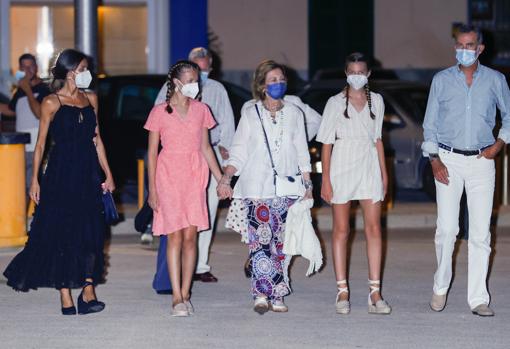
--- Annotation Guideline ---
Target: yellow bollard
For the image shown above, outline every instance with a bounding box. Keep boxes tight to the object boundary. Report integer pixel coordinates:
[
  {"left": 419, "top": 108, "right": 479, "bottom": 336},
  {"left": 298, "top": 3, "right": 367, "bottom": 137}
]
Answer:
[
  {"left": 27, "top": 199, "right": 35, "bottom": 217},
  {"left": 0, "top": 132, "right": 30, "bottom": 247},
  {"left": 137, "top": 158, "right": 145, "bottom": 209}
]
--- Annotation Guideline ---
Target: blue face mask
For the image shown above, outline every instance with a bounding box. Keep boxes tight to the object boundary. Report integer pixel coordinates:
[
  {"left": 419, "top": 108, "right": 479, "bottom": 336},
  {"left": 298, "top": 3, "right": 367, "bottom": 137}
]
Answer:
[
  {"left": 200, "top": 71, "right": 209, "bottom": 84},
  {"left": 456, "top": 49, "right": 477, "bottom": 67},
  {"left": 14, "top": 70, "right": 26, "bottom": 81},
  {"left": 266, "top": 82, "right": 287, "bottom": 100}
]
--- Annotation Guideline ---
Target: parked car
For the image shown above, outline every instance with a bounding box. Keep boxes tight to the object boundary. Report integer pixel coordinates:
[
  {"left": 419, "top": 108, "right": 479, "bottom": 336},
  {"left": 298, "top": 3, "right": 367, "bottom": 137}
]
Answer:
[
  {"left": 312, "top": 68, "right": 400, "bottom": 81},
  {"left": 0, "top": 91, "right": 15, "bottom": 132},
  {"left": 298, "top": 79, "right": 434, "bottom": 198},
  {"left": 0, "top": 91, "right": 8, "bottom": 103},
  {"left": 97, "top": 74, "right": 252, "bottom": 189}
]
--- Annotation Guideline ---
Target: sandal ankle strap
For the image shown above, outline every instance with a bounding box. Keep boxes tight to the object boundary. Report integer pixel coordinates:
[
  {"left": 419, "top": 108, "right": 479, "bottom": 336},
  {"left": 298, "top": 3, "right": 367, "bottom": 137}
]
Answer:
[
  {"left": 368, "top": 279, "right": 381, "bottom": 295},
  {"left": 336, "top": 280, "right": 349, "bottom": 295}
]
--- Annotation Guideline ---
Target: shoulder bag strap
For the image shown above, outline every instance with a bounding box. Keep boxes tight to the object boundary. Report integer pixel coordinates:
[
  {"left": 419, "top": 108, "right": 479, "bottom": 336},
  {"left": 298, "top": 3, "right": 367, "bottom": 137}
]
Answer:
[{"left": 255, "top": 103, "right": 278, "bottom": 180}]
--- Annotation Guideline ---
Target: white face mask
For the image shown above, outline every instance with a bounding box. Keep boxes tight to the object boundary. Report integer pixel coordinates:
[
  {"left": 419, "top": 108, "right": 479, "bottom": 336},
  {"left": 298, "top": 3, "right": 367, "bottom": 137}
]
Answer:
[
  {"left": 178, "top": 81, "right": 199, "bottom": 99},
  {"left": 346, "top": 74, "right": 368, "bottom": 90},
  {"left": 75, "top": 70, "right": 92, "bottom": 89}
]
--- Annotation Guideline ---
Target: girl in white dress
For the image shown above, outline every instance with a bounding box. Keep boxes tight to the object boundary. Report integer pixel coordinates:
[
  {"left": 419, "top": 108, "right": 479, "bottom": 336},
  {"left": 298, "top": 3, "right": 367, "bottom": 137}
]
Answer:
[{"left": 316, "top": 52, "right": 391, "bottom": 315}]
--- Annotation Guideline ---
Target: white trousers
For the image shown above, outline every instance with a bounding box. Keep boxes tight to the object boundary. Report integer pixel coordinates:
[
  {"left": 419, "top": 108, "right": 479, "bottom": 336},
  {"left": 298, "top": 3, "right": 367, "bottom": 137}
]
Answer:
[
  {"left": 433, "top": 148, "right": 494, "bottom": 308},
  {"left": 196, "top": 146, "right": 221, "bottom": 274}
]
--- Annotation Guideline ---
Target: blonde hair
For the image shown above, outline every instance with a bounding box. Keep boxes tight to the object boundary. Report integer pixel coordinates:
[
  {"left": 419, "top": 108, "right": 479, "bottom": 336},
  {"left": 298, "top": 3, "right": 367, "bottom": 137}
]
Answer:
[{"left": 251, "top": 60, "right": 286, "bottom": 101}]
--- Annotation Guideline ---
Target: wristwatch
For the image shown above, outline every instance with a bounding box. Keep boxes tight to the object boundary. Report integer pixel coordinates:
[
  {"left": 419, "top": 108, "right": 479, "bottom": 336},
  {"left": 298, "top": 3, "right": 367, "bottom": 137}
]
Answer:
[{"left": 428, "top": 153, "right": 439, "bottom": 162}]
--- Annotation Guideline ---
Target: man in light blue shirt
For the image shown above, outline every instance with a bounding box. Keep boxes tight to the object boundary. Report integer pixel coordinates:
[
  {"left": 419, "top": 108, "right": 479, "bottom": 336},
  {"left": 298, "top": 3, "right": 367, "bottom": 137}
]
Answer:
[{"left": 422, "top": 24, "right": 510, "bottom": 317}]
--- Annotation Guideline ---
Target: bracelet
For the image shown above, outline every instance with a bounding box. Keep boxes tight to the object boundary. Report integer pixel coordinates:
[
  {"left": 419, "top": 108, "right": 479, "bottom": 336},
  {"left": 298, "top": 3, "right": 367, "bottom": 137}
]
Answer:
[
  {"left": 303, "top": 179, "right": 313, "bottom": 190},
  {"left": 220, "top": 174, "right": 232, "bottom": 184}
]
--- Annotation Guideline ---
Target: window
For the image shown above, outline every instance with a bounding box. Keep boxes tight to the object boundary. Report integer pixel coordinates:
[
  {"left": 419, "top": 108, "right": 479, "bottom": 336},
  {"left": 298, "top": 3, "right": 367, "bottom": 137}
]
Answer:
[
  {"left": 300, "top": 88, "right": 341, "bottom": 114},
  {"left": 387, "top": 88, "right": 429, "bottom": 125},
  {"left": 115, "top": 84, "right": 160, "bottom": 121}
]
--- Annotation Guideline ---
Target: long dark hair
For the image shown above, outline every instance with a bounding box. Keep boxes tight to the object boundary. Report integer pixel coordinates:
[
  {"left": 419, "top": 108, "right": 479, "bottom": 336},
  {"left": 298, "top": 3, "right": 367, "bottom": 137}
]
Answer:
[
  {"left": 50, "top": 49, "right": 87, "bottom": 91},
  {"left": 165, "top": 60, "right": 200, "bottom": 113},
  {"left": 343, "top": 52, "right": 375, "bottom": 120}
]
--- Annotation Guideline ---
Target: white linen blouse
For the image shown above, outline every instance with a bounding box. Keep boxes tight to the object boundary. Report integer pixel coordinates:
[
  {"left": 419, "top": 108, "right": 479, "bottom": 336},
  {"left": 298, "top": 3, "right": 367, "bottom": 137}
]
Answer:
[{"left": 227, "top": 100, "right": 312, "bottom": 199}]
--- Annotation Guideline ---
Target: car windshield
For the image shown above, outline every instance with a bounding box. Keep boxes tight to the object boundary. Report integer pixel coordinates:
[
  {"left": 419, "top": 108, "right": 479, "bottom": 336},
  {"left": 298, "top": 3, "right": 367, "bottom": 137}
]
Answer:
[
  {"left": 300, "top": 88, "right": 342, "bottom": 114},
  {"left": 116, "top": 84, "right": 161, "bottom": 121},
  {"left": 385, "top": 87, "right": 429, "bottom": 125}
]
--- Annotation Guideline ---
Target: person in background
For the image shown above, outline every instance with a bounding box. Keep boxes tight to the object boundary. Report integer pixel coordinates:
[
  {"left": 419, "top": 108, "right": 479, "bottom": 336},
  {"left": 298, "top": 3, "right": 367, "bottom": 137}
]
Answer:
[
  {"left": 317, "top": 52, "right": 391, "bottom": 315},
  {"left": 153, "top": 47, "right": 235, "bottom": 285},
  {"left": 422, "top": 24, "right": 510, "bottom": 317},
  {"left": 0, "top": 53, "right": 51, "bottom": 191}
]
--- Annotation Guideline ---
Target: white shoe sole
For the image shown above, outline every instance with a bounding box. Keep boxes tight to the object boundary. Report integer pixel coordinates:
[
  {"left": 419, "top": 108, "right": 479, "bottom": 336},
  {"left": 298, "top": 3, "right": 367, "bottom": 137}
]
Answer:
[
  {"left": 270, "top": 304, "right": 288, "bottom": 313},
  {"left": 368, "top": 305, "right": 392, "bottom": 315},
  {"left": 336, "top": 300, "right": 350, "bottom": 314}
]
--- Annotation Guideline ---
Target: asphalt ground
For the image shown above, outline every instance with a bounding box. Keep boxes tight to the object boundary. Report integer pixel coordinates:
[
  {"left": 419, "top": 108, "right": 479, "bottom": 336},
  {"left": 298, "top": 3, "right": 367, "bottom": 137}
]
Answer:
[{"left": 1, "top": 226, "right": 509, "bottom": 349}]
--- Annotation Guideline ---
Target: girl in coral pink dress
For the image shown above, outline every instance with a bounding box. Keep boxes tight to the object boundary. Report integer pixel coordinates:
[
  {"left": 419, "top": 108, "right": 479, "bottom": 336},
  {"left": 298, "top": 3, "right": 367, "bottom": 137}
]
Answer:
[{"left": 145, "top": 60, "right": 232, "bottom": 316}]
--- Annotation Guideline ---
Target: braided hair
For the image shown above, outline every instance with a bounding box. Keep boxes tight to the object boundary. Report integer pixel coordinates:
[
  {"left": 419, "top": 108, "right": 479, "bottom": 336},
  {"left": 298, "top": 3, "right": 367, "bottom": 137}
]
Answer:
[
  {"left": 165, "top": 60, "right": 200, "bottom": 114},
  {"left": 343, "top": 52, "right": 375, "bottom": 120}
]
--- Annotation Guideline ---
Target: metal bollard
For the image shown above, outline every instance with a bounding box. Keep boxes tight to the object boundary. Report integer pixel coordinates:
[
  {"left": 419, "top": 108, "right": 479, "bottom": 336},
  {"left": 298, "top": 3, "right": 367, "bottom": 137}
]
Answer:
[
  {"left": 0, "top": 132, "right": 30, "bottom": 247},
  {"left": 138, "top": 158, "right": 145, "bottom": 209}
]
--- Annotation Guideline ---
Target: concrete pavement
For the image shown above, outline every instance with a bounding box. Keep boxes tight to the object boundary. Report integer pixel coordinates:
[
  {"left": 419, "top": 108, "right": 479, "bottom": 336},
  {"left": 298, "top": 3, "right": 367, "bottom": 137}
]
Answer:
[
  {"left": 111, "top": 201, "right": 510, "bottom": 235},
  {"left": 1, "top": 226, "right": 509, "bottom": 349}
]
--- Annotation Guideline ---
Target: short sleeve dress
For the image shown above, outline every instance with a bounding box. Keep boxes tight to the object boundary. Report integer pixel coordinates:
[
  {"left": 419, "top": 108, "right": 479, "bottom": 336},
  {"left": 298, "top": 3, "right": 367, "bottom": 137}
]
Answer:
[
  {"left": 316, "top": 91, "right": 385, "bottom": 204},
  {"left": 144, "top": 99, "right": 216, "bottom": 235}
]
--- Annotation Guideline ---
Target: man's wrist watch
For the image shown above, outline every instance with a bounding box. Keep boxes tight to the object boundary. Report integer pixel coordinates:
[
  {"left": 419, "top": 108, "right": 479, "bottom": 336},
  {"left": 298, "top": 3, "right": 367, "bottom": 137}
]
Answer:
[{"left": 428, "top": 153, "right": 439, "bottom": 162}]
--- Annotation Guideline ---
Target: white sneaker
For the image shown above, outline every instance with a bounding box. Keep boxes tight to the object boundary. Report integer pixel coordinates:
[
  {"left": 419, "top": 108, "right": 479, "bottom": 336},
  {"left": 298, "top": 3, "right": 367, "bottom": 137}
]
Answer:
[
  {"left": 171, "top": 303, "right": 189, "bottom": 317},
  {"left": 140, "top": 233, "right": 153, "bottom": 244},
  {"left": 253, "top": 296, "right": 269, "bottom": 315},
  {"left": 270, "top": 299, "right": 288, "bottom": 313},
  {"left": 184, "top": 300, "right": 194, "bottom": 315}
]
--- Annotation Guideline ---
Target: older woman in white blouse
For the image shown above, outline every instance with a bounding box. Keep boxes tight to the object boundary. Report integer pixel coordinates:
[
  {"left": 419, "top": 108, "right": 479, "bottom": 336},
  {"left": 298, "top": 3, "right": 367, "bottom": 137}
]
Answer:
[{"left": 221, "top": 60, "right": 312, "bottom": 314}]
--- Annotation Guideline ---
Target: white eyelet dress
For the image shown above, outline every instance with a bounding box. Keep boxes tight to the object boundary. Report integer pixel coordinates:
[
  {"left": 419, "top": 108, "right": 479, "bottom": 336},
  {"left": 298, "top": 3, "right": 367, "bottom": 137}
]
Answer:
[{"left": 316, "top": 91, "right": 385, "bottom": 204}]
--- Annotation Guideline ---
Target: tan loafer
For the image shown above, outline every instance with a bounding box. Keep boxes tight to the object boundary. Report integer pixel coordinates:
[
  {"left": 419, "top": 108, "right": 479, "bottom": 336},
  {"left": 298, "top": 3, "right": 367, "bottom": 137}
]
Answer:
[
  {"left": 471, "top": 304, "right": 494, "bottom": 317},
  {"left": 430, "top": 293, "right": 447, "bottom": 312}
]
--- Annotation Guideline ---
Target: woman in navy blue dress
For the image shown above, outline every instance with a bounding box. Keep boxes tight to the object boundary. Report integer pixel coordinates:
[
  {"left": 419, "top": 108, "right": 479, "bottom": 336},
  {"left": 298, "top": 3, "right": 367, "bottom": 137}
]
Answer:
[{"left": 3, "top": 49, "right": 115, "bottom": 315}]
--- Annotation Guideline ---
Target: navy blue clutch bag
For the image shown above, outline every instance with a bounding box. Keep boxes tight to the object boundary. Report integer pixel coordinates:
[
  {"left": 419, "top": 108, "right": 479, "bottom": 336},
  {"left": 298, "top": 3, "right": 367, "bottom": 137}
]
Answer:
[{"left": 102, "top": 191, "right": 119, "bottom": 225}]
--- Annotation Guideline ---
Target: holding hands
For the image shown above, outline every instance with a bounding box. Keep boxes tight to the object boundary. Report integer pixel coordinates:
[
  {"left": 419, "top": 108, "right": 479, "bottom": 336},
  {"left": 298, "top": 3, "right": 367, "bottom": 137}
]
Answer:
[{"left": 217, "top": 173, "right": 233, "bottom": 200}]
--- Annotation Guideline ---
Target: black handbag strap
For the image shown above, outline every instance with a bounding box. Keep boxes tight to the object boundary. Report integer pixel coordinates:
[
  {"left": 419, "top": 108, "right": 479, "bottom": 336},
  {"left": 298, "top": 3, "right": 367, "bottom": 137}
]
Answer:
[{"left": 255, "top": 103, "right": 278, "bottom": 178}]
